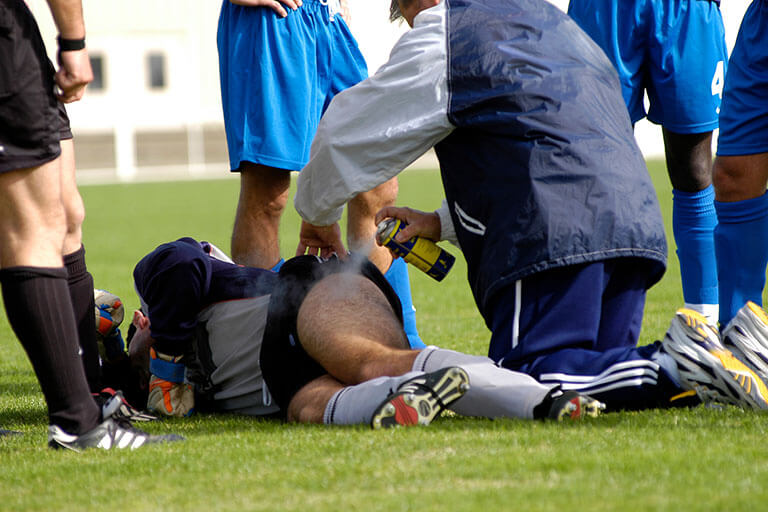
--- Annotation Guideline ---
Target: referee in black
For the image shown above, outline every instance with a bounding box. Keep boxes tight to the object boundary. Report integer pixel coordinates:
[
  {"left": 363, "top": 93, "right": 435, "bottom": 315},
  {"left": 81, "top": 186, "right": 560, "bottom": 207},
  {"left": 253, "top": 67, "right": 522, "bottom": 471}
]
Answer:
[{"left": 0, "top": 0, "right": 179, "bottom": 450}]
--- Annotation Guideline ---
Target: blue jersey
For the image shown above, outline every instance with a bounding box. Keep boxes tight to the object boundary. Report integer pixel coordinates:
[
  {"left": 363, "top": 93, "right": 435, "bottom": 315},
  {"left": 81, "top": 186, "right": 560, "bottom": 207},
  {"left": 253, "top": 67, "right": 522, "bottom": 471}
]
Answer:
[{"left": 568, "top": 0, "right": 727, "bottom": 133}]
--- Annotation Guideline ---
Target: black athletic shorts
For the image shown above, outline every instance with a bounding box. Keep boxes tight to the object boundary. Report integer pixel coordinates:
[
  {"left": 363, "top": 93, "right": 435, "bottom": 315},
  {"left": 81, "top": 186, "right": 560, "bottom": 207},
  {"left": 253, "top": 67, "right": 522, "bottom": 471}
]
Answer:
[
  {"left": 260, "top": 254, "right": 404, "bottom": 415},
  {"left": 0, "top": 0, "right": 72, "bottom": 174}
]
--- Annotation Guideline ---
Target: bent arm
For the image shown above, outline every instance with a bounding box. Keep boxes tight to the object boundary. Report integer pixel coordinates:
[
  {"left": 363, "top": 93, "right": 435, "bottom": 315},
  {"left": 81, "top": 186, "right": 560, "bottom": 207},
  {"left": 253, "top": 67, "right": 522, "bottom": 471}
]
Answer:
[{"left": 294, "top": 3, "right": 453, "bottom": 226}]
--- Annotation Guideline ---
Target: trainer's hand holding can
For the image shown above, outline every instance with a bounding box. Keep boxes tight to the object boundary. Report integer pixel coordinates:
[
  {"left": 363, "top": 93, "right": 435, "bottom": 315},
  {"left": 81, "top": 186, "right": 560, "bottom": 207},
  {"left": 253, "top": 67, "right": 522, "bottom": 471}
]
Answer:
[{"left": 375, "top": 207, "right": 455, "bottom": 282}]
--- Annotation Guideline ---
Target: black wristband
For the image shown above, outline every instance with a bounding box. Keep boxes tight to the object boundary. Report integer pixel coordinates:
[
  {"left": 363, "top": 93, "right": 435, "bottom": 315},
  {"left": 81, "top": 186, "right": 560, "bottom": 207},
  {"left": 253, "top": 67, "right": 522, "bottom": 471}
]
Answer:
[{"left": 57, "top": 36, "right": 86, "bottom": 52}]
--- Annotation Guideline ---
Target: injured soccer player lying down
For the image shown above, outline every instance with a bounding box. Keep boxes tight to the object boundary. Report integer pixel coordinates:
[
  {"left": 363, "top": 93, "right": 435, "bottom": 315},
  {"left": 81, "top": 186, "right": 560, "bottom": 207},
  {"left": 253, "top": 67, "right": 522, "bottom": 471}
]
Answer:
[{"left": 104, "top": 237, "right": 604, "bottom": 428}]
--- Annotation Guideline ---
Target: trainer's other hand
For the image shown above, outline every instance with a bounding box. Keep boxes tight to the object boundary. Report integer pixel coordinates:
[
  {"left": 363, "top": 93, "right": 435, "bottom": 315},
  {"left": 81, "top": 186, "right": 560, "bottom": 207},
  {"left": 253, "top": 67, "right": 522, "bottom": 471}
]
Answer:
[{"left": 296, "top": 221, "right": 347, "bottom": 259}]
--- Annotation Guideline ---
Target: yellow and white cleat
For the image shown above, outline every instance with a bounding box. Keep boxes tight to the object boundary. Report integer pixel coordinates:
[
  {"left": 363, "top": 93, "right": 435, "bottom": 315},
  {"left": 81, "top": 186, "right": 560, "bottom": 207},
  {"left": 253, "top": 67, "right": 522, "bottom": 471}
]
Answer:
[{"left": 662, "top": 308, "right": 768, "bottom": 410}]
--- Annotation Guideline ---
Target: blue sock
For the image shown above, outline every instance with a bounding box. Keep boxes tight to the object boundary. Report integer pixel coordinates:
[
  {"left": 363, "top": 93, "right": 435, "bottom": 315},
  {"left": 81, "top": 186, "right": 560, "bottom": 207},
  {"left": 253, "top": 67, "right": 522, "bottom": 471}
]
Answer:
[
  {"left": 384, "top": 258, "right": 425, "bottom": 349},
  {"left": 715, "top": 192, "right": 768, "bottom": 325},
  {"left": 672, "top": 186, "right": 718, "bottom": 321}
]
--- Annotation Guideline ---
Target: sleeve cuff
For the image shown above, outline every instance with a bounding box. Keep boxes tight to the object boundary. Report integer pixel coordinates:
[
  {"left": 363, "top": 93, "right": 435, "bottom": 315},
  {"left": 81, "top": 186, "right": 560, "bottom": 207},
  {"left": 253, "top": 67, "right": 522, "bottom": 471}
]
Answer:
[{"left": 436, "top": 199, "right": 459, "bottom": 246}]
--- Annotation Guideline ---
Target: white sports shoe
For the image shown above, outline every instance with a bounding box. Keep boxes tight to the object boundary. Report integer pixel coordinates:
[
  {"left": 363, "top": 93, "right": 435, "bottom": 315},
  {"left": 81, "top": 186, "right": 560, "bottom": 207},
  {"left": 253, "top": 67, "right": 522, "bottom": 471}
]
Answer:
[
  {"left": 662, "top": 308, "right": 768, "bottom": 410},
  {"left": 48, "top": 418, "right": 183, "bottom": 452},
  {"left": 722, "top": 302, "right": 768, "bottom": 380}
]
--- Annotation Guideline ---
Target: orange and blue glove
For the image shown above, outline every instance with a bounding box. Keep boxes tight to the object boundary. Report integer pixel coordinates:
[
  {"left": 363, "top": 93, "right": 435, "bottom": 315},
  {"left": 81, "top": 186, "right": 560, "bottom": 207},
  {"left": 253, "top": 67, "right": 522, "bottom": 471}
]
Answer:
[{"left": 147, "top": 348, "right": 195, "bottom": 417}]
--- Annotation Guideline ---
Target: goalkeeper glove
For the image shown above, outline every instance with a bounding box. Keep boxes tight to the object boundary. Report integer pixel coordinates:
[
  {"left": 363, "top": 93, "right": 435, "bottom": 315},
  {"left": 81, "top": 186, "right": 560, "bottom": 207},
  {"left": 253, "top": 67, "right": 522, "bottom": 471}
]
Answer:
[
  {"left": 147, "top": 348, "right": 195, "bottom": 417},
  {"left": 94, "top": 289, "right": 127, "bottom": 363}
]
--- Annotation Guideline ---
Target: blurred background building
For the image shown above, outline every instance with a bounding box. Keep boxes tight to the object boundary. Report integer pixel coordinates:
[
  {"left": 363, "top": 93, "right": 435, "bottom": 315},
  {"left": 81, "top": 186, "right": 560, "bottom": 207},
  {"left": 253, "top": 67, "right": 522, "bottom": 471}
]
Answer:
[{"left": 26, "top": 0, "right": 752, "bottom": 184}]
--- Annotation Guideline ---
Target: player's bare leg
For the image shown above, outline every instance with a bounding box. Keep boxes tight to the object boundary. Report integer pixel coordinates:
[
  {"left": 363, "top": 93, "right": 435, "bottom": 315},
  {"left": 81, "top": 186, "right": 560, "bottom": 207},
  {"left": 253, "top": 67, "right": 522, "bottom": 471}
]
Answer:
[
  {"left": 347, "top": 177, "right": 398, "bottom": 273},
  {"left": 663, "top": 130, "right": 713, "bottom": 192},
  {"left": 59, "top": 138, "right": 101, "bottom": 391},
  {"left": 0, "top": 156, "right": 101, "bottom": 435},
  {"left": 713, "top": 154, "right": 768, "bottom": 202},
  {"left": 287, "top": 374, "right": 345, "bottom": 423},
  {"left": 231, "top": 162, "right": 291, "bottom": 269},
  {"left": 0, "top": 160, "right": 66, "bottom": 268},
  {"left": 297, "top": 271, "right": 597, "bottom": 421},
  {"left": 347, "top": 176, "right": 423, "bottom": 347},
  {"left": 60, "top": 139, "right": 85, "bottom": 256},
  {"left": 297, "top": 272, "right": 417, "bottom": 385}
]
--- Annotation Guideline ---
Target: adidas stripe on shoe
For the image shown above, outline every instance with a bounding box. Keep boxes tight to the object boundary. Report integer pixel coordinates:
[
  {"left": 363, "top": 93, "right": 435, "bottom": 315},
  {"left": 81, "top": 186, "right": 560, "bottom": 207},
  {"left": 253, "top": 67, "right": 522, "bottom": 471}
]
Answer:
[{"left": 48, "top": 418, "right": 183, "bottom": 452}]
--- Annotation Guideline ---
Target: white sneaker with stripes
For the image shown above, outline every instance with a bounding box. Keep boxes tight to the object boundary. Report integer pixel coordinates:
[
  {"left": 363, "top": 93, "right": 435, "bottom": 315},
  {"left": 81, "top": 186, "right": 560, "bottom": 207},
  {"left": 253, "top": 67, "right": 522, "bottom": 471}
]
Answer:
[
  {"left": 662, "top": 308, "right": 768, "bottom": 410},
  {"left": 48, "top": 418, "right": 183, "bottom": 452},
  {"left": 722, "top": 301, "right": 768, "bottom": 380}
]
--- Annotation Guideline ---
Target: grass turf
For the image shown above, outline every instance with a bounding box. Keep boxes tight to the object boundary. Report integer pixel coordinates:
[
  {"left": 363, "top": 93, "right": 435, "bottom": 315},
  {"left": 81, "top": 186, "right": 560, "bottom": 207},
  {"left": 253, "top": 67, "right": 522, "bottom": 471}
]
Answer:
[{"left": 2, "top": 161, "right": 768, "bottom": 511}]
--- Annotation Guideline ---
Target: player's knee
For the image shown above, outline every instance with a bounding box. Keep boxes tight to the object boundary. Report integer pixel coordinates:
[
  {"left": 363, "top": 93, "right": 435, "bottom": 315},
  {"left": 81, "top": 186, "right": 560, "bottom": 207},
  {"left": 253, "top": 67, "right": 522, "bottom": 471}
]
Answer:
[
  {"left": 286, "top": 400, "right": 318, "bottom": 423},
  {"left": 64, "top": 198, "right": 85, "bottom": 238},
  {"left": 238, "top": 164, "right": 291, "bottom": 218},
  {"left": 713, "top": 157, "right": 756, "bottom": 201},
  {"left": 286, "top": 387, "right": 329, "bottom": 424}
]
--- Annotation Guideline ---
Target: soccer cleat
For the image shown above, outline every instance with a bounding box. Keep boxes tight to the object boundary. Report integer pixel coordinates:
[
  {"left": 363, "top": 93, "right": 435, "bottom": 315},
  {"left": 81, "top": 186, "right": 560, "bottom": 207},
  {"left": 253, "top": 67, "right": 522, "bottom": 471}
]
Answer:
[
  {"left": 546, "top": 391, "right": 605, "bottom": 421},
  {"left": 371, "top": 367, "right": 470, "bottom": 429},
  {"left": 721, "top": 302, "right": 768, "bottom": 380},
  {"left": 95, "top": 388, "right": 157, "bottom": 422},
  {"left": 48, "top": 418, "right": 184, "bottom": 452},
  {"left": 661, "top": 308, "right": 768, "bottom": 410}
]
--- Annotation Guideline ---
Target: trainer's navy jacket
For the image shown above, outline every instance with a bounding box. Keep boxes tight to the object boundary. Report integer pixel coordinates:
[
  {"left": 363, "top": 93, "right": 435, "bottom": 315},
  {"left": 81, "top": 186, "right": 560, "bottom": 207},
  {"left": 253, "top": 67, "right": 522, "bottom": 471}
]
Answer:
[
  {"left": 294, "top": 0, "right": 667, "bottom": 324},
  {"left": 133, "top": 238, "right": 279, "bottom": 414}
]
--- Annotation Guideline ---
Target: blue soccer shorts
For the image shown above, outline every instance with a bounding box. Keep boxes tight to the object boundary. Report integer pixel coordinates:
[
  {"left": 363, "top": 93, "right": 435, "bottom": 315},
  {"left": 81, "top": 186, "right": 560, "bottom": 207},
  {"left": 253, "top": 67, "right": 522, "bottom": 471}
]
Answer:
[
  {"left": 716, "top": 0, "right": 768, "bottom": 156},
  {"left": 568, "top": 0, "right": 727, "bottom": 134},
  {"left": 217, "top": 0, "right": 368, "bottom": 172}
]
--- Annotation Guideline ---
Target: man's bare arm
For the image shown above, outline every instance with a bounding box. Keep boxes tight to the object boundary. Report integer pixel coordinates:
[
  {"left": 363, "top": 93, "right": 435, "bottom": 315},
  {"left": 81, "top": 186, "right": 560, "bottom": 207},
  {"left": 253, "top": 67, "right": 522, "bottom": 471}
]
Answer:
[
  {"left": 46, "top": 0, "right": 92, "bottom": 103},
  {"left": 46, "top": 0, "right": 85, "bottom": 38}
]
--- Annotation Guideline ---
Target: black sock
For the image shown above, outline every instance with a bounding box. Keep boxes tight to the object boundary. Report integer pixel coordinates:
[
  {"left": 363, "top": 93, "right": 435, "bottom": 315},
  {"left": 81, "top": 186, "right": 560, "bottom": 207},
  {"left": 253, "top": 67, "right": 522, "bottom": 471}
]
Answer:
[
  {"left": 64, "top": 245, "right": 102, "bottom": 392},
  {"left": 0, "top": 266, "right": 100, "bottom": 434}
]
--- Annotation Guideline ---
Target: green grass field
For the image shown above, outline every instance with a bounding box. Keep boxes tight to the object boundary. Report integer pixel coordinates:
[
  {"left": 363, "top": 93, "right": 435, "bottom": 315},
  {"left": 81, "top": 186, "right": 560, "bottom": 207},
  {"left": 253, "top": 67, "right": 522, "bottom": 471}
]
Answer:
[{"left": 2, "top": 162, "right": 768, "bottom": 511}]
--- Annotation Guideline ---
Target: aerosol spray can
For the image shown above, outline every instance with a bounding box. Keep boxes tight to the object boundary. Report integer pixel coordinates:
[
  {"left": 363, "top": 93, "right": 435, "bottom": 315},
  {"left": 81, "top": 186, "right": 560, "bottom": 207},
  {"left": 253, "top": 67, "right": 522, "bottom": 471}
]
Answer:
[{"left": 376, "top": 218, "right": 455, "bottom": 282}]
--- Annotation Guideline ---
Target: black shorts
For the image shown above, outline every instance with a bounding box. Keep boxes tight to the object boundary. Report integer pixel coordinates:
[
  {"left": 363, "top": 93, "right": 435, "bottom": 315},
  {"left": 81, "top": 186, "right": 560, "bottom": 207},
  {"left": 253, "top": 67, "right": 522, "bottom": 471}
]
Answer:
[
  {"left": 259, "top": 254, "right": 404, "bottom": 415},
  {"left": 0, "top": 0, "right": 71, "bottom": 174}
]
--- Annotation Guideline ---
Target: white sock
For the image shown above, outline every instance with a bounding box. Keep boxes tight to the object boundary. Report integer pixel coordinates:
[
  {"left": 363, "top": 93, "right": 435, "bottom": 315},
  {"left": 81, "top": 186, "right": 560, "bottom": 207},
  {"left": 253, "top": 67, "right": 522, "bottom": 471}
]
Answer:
[
  {"left": 412, "top": 345, "right": 492, "bottom": 372},
  {"left": 413, "top": 346, "right": 553, "bottom": 420},
  {"left": 323, "top": 372, "right": 422, "bottom": 425}
]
